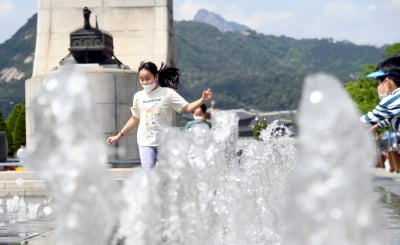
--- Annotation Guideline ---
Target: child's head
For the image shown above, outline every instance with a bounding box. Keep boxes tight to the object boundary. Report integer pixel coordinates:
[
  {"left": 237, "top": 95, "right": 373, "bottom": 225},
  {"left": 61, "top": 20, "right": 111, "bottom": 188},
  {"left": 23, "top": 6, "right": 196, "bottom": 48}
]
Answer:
[
  {"left": 368, "top": 55, "right": 400, "bottom": 87},
  {"left": 197, "top": 104, "right": 207, "bottom": 115},
  {"left": 378, "top": 56, "right": 400, "bottom": 86},
  {"left": 193, "top": 104, "right": 207, "bottom": 122},
  {"left": 138, "top": 61, "right": 181, "bottom": 89},
  {"left": 138, "top": 62, "right": 159, "bottom": 92},
  {"left": 138, "top": 61, "right": 158, "bottom": 77}
]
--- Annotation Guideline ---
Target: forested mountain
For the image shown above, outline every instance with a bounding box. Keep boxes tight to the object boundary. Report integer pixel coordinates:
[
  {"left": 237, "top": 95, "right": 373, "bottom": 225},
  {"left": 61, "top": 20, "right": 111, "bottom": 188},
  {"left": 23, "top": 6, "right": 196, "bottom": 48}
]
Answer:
[
  {"left": 175, "top": 21, "right": 385, "bottom": 110},
  {"left": 0, "top": 12, "right": 386, "bottom": 116},
  {"left": 0, "top": 14, "right": 36, "bottom": 116}
]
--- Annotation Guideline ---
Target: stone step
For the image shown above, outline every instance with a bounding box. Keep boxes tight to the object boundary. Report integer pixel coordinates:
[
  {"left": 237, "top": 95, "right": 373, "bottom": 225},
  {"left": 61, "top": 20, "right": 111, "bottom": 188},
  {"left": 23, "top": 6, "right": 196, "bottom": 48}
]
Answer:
[
  {"left": 0, "top": 168, "right": 134, "bottom": 181},
  {"left": 0, "top": 170, "right": 40, "bottom": 181},
  {"left": 0, "top": 179, "right": 46, "bottom": 190},
  {"left": 0, "top": 168, "right": 135, "bottom": 198}
]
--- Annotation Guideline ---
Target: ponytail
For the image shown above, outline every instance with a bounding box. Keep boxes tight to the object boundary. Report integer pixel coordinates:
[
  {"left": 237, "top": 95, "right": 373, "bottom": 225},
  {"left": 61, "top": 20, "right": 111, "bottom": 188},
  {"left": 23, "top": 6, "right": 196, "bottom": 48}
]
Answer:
[
  {"left": 158, "top": 63, "right": 181, "bottom": 89},
  {"left": 138, "top": 61, "right": 181, "bottom": 89}
]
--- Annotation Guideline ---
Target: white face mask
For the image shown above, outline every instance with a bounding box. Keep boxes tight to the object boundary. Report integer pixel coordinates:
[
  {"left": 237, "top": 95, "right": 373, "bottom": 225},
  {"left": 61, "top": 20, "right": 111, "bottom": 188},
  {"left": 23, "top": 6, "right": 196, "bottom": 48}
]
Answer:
[
  {"left": 377, "top": 83, "right": 388, "bottom": 100},
  {"left": 378, "top": 93, "right": 388, "bottom": 100},
  {"left": 141, "top": 83, "right": 156, "bottom": 93},
  {"left": 193, "top": 116, "right": 204, "bottom": 122}
]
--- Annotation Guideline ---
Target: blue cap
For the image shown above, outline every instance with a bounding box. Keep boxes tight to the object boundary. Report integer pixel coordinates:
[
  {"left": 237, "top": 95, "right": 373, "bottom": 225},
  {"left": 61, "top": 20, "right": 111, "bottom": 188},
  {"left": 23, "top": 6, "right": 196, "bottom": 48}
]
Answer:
[{"left": 366, "top": 70, "right": 389, "bottom": 78}]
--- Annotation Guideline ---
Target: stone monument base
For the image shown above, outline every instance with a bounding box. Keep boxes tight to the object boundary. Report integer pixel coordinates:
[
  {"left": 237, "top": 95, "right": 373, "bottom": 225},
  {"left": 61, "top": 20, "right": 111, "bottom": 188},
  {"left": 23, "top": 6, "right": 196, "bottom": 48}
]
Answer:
[{"left": 25, "top": 64, "right": 139, "bottom": 160}]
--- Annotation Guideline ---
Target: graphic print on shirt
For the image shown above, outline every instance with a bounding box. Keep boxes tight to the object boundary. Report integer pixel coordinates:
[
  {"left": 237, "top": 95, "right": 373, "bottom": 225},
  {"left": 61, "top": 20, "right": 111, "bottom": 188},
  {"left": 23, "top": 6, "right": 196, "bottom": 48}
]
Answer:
[{"left": 144, "top": 103, "right": 157, "bottom": 128}]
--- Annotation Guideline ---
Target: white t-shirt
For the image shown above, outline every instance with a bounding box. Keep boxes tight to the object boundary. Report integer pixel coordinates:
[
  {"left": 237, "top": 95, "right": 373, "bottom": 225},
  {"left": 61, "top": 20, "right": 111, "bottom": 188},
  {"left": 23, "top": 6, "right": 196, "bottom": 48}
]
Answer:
[{"left": 131, "top": 87, "right": 189, "bottom": 146}]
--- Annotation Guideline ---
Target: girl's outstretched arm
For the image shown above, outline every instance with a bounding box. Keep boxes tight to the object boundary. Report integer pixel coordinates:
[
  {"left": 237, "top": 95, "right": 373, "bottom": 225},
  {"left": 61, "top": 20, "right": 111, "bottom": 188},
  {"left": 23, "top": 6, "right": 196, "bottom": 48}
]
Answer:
[
  {"left": 106, "top": 116, "right": 139, "bottom": 145},
  {"left": 184, "top": 88, "right": 214, "bottom": 112}
]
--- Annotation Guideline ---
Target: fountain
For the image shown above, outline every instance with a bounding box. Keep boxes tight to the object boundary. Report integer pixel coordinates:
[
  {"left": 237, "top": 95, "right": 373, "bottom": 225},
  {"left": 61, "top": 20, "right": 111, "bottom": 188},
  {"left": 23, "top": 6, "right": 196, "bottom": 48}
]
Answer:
[
  {"left": 27, "top": 65, "right": 122, "bottom": 245},
  {"left": 22, "top": 67, "right": 386, "bottom": 244},
  {"left": 283, "top": 74, "right": 384, "bottom": 245},
  {"left": 0, "top": 195, "right": 53, "bottom": 243}
]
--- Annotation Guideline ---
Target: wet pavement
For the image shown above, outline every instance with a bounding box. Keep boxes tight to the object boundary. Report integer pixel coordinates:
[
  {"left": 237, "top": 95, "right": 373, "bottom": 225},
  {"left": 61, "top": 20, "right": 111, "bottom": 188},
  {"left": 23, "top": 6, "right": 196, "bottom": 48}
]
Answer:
[
  {"left": 372, "top": 168, "right": 400, "bottom": 244},
  {"left": 375, "top": 185, "right": 400, "bottom": 244}
]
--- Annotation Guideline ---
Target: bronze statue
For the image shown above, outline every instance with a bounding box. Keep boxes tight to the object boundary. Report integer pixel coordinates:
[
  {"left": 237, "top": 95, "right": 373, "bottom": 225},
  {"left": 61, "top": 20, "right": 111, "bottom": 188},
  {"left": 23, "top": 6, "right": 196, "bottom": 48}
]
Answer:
[{"left": 63, "top": 7, "right": 122, "bottom": 66}]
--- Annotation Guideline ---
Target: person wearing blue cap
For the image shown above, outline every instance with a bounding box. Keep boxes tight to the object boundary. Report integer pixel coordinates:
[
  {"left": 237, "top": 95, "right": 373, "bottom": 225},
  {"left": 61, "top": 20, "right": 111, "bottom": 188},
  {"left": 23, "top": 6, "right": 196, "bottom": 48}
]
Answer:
[{"left": 360, "top": 55, "right": 400, "bottom": 132}]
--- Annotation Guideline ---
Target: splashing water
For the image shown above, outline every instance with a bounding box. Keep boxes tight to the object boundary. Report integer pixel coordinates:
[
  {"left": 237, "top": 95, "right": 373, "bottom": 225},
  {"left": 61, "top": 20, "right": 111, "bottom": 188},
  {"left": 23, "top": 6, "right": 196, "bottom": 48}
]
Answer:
[
  {"left": 116, "top": 110, "right": 297, "bottom": 245},
  {"left": 0, "top": 196, "right": 53, "bottom": 240},
  {"left": 283, "top": 74, "right": 384, "bottom": 245},
  {"left": 27, "top": 65, "right": 121, "bottom": 245},
  {"left": 1, "top": 196, "right": 49, "bottom": 222},
  {"left": 26, "top": 68, "right": 384, "bottom": 245}
]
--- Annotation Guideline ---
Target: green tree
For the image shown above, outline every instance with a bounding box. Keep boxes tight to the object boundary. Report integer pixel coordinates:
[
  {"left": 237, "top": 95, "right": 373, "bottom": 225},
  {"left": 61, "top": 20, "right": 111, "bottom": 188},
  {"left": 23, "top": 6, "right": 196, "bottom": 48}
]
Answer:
[
  {"left": 345, "top": 77, "right": 378, "bottom": 114},
  {"left": 253, "top": 120, "right": 268, "bottom": 140},
  {"left": 0, "top": 110, "right": 7, "bottom": 132},
  {"left": 6, "top": 104, "right": 22, "bottom": 130},
  {"left": 6, "top": 103, "right": 23, "bottom": 154},
  {"left": 12, "top": 105, "right": 26, "bottom": 152},
  {"left": 0, "top": 110, "right": 12, "bottom": 155},
  {"left": 384, "top": 43, "right": 400, "bottom": 57}
]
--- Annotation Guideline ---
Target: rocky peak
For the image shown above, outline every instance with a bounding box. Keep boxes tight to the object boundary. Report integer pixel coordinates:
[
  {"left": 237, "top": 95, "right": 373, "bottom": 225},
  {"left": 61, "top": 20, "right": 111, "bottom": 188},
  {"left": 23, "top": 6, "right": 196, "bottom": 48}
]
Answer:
[{"left": 193, "top": 9, "right": 249, "bottom": 32}]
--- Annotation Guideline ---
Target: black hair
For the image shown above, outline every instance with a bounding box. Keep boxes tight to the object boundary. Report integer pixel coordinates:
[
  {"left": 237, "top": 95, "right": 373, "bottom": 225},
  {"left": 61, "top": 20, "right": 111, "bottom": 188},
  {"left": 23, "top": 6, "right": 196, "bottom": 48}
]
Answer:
[
  {"left": 200, "top": 104, "right": 207, "bottom": 114},
  {"left": 138, "top": 61, "right": 181, "bottom": 89},
  {"left": 376, "top": 55, "right": 400, "bottom": 86}
]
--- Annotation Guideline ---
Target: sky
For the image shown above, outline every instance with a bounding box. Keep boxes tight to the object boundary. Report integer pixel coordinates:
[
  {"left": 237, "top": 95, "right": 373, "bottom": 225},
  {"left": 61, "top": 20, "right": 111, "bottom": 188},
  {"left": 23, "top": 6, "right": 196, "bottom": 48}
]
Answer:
[{"left": 0, "top": 0, "right": 399, "bottom": 47}]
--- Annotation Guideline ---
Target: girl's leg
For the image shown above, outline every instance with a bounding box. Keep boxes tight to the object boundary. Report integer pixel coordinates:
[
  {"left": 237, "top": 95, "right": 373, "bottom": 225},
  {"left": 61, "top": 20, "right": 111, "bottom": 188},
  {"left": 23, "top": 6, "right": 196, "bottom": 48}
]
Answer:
[{"left": 139, "top": 146, "right": 157, "bottom": 169}]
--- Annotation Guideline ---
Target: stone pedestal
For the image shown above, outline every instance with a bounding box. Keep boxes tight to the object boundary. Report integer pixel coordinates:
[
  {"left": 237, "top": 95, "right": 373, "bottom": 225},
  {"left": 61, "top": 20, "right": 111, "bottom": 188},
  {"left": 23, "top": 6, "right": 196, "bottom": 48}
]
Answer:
[{"left": 25, "top": 64, "right": 139, "bottom": 160}]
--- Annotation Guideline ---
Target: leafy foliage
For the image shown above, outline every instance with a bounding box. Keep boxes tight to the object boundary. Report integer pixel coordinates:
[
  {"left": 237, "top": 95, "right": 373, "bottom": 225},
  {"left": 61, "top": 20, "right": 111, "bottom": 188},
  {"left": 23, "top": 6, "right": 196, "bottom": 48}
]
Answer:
[
  {"left": 0, "top": 111, "right": 7, "bottom": 133},
  {"left": 12, "top": 104, "right": 26, "bottom": 151},
  {"left": 346, "top": 78, "right": 379, "bottom": 114},
  {"left": 0, "top": 110, "right": 13, "bottom": 155},
  {"left": 6, "top": 104, "right": 22, "bottom": 131},
  {"left": 384, "top": 43, "right": 400, "bottom": 58},
  {"left": 253, "top": 120, "right": 268, "bottom": 139},
  {"left": 6, "top": 103, "right": 23, "bottom": 154}
]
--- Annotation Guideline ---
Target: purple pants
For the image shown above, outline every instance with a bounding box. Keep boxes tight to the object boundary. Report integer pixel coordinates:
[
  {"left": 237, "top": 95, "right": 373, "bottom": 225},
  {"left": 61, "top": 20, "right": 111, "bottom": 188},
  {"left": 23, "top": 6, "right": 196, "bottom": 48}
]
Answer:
[{"left": 139, "top": 146, "right": 157, "bottom": 169}]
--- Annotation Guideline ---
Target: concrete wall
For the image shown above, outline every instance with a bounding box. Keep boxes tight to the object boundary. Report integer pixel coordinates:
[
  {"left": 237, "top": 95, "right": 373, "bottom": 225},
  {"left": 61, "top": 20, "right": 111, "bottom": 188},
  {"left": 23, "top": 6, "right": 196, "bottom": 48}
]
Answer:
[{"left": 33, "top": 0, "right": 175, "bottom": 76}]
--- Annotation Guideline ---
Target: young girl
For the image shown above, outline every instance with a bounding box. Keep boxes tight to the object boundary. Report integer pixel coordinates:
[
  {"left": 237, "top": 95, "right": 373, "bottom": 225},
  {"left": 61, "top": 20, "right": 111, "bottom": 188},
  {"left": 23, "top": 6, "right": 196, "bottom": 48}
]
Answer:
[
  {"left": 106, "top": 61, "right": 213, "bottom": 169},
  {"left": 183, "top": 104, "right": 212, "bottom": 131}
]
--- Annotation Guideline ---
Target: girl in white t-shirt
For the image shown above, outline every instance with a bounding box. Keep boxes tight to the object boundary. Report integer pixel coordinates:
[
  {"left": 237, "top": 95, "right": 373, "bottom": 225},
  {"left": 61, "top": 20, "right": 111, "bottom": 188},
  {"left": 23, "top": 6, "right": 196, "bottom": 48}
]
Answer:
[{"left": 106, "top": 61, "right": 213, "bottom": 169}]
